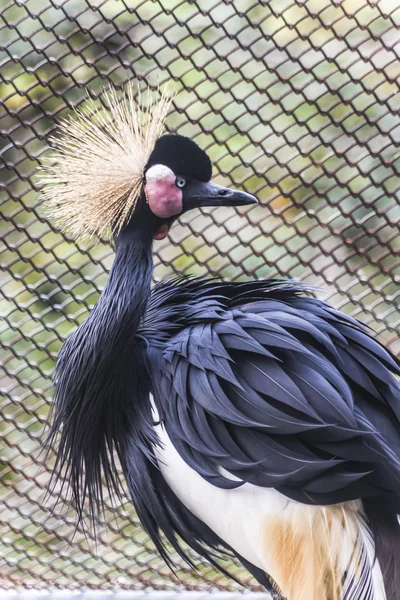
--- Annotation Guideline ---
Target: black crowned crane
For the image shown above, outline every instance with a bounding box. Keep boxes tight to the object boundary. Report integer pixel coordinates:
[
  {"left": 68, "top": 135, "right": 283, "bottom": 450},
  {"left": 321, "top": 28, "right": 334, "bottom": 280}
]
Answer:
[{"left": 40, "top": 85, "right": 400, "bottom": 600}]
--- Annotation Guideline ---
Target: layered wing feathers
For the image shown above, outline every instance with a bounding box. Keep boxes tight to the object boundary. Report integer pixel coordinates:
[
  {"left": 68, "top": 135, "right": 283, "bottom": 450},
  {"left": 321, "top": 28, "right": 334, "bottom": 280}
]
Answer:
[{"left": 152, "top": 284, "right": 400, "bottom": 508}]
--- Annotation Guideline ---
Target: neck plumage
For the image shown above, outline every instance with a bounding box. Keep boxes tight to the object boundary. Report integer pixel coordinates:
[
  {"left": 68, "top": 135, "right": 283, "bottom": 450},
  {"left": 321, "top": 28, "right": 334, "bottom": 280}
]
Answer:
[
  {"left": 95, "top": 222, "right": 154, "bottom": 344},
  {"left": 48, "top": 220, "right": 155, "bottom": 522}
]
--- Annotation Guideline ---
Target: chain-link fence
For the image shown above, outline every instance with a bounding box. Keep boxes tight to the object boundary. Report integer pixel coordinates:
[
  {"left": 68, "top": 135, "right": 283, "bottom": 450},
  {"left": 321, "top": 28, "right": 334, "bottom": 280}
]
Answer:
[{"left": 1, "top": 0, "right": 399, "bottom": 593}]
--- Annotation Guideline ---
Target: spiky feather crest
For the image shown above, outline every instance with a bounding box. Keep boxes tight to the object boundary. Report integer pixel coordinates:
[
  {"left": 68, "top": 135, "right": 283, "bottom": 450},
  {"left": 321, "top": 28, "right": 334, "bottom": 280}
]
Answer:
[{"left": 39, "top": 83, "right": 173, "bottom": 239}]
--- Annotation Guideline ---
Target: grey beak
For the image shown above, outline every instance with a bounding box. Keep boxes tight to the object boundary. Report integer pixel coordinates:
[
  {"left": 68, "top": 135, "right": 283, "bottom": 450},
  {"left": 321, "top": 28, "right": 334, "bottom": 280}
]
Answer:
[{"left": 183, "top": 181, "right": 258, "bottom": 209}]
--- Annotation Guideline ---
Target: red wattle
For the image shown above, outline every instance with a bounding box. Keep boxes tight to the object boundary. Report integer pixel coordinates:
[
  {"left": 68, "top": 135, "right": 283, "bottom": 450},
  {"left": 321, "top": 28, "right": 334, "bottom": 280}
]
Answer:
[{"left": 154, "top": 224, "right": 170, "bottom": 240}]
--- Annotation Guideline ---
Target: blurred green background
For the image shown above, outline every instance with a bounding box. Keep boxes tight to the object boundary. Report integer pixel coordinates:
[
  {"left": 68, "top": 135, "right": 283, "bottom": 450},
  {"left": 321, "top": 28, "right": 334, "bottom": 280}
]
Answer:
[{"left": 0, "top": 0, "right": 399, "bottom": 591}]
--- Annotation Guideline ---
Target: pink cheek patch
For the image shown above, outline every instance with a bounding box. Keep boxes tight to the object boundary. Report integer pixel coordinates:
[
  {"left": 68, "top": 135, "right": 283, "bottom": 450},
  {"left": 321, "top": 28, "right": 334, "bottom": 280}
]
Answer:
[{"left": 145, "top": 166, "right": 183, "bottom": 219}]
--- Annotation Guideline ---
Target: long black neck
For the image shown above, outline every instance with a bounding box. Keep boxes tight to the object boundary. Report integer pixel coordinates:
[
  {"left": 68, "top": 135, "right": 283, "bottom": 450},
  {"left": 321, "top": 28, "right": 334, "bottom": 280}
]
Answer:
[
  {"left": 48, "top": 215, "right": 156, "bottom": 522},
  {"left": 93, "top": 219, "right": 154, "bottom": 347}
]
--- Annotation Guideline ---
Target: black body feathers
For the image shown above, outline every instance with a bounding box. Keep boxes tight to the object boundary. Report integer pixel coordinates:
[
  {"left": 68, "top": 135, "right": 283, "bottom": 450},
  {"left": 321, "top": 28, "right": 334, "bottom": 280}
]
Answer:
[
  {"left": 149, "top": 278, "right": 400, "bottom": 508},
  {"left": 42, "top": 89, "right": 400, "bottom": 597},
  {"left": 48, "top": 261, "right": 400, "bottom": 594}
]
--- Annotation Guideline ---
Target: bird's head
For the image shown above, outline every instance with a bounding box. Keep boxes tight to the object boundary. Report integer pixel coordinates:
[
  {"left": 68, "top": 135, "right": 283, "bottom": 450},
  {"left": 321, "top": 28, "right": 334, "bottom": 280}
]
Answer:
[
  {"left": 39, "top": 83, "right": 257, "bottom": 242},
  {"left": 144, "top": 133, "right": 257, "bottom": 240}
]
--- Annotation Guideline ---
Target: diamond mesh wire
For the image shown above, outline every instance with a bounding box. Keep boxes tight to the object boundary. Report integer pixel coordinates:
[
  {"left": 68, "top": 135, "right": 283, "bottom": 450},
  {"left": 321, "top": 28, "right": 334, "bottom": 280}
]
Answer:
[{"left": 0, "top": 0, "right": 399, "bottom": 592}]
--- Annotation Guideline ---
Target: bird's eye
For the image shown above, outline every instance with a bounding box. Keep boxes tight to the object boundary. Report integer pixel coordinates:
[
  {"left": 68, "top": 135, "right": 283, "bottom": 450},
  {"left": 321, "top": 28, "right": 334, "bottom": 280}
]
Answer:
[{"left": 176, "top": 177, "right": 186, "bottom": 188}]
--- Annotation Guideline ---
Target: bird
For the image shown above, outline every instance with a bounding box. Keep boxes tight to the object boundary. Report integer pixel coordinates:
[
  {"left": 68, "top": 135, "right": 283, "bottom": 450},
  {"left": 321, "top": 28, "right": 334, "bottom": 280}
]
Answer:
[{"left": 40, "top": 83, "right": 400, "bottom": 600}]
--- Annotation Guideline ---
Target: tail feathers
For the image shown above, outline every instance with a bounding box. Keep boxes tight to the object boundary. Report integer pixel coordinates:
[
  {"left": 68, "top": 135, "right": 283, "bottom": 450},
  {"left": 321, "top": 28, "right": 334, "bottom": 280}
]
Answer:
[
  {"left": 364, "top": 498, "right": 400, "bottom": 600},
  {"left": 341, "top": 509, "right": 384, "bottom": 600},
  {"left": 323, "top": 503, "right": 384, "bottom": 600}
]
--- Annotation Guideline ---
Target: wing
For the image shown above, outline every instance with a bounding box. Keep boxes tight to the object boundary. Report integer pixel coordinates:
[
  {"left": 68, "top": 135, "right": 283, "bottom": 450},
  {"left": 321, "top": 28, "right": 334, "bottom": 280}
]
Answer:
[{"left": 153, "top": 296, "right": 400, "bottom": 508}]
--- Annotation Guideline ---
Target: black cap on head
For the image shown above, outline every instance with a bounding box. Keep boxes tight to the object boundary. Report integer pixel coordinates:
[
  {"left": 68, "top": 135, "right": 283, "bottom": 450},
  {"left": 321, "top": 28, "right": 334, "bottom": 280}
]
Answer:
[{"left": 146, "top": 134, "right": 212, "bottom": 182}]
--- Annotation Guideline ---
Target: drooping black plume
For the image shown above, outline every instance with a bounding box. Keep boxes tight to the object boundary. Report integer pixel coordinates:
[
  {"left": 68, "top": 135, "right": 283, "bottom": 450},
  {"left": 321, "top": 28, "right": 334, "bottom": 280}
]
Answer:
[{"left": 46, "top": 220, "right": 154, "bottom": 525}]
